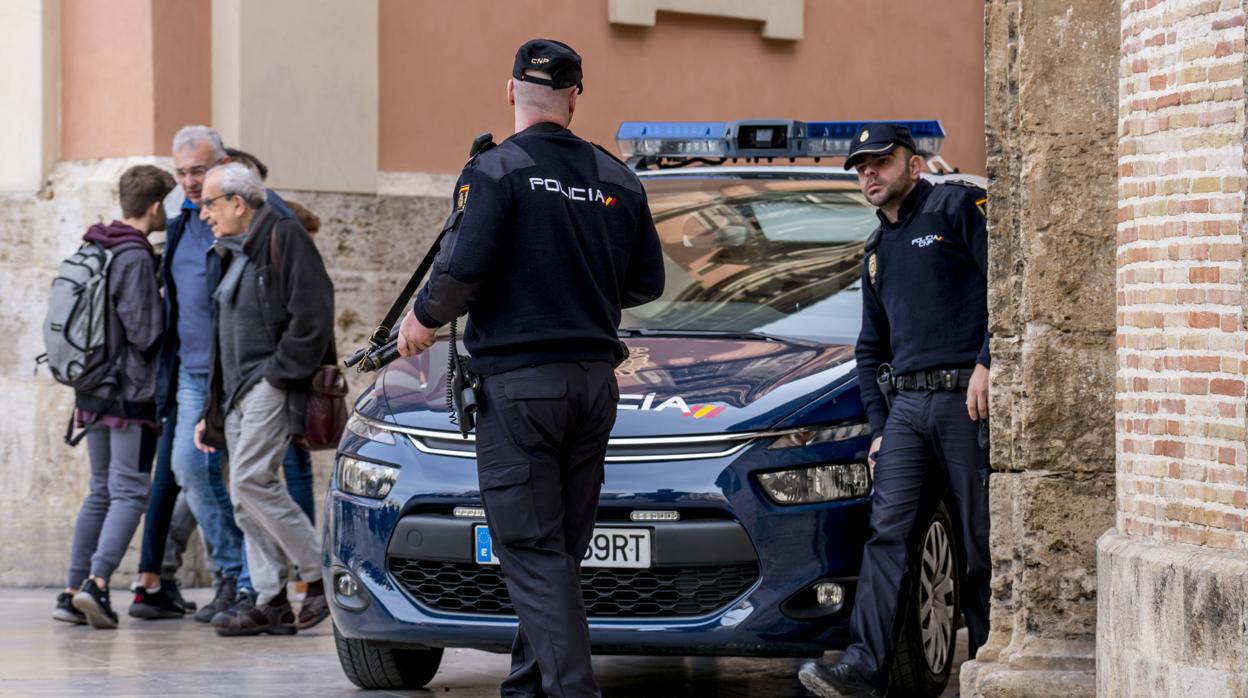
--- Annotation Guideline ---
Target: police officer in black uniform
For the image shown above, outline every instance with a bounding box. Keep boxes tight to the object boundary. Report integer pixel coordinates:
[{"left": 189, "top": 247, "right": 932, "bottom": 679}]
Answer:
[
  {"left": 799, "top": 125, "right": 991, "bottom": 698},
  {"left": 397, "top": 39, "right": 665, "bottom": 698}
]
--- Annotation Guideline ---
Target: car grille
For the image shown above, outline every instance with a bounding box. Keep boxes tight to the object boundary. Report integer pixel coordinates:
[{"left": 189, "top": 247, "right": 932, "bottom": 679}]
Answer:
[{"left": 388, "top": 558, "right": 760, "bottom": 618}]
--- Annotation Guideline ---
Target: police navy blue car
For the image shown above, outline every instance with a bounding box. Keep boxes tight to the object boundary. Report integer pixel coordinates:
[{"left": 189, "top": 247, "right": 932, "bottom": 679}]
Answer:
[{"left": 327, "top": 120, "right": 984, "bottom": 696}]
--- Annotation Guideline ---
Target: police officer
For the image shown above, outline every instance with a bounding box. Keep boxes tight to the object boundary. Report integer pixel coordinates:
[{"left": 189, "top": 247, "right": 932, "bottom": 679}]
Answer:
[
  {"left": 799, "top": 124, "right": 991, "bottom": 698},
  {"left": 397, "top": 39, "right": 665, "bottom": 698}
]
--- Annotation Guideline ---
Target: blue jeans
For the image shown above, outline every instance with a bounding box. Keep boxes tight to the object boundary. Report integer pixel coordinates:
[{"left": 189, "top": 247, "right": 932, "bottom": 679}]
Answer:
[
  {"left": 283, "top": 442, "right": 315, "bottom": 522},
  {"left": 171, "top": 367, "right": 246, "bottom": 582}
]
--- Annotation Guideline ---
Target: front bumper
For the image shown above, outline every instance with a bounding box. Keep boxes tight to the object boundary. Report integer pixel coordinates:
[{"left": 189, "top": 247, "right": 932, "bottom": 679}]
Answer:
[{"left": 325, "top": 429, "right": 870, "bottom": 656}]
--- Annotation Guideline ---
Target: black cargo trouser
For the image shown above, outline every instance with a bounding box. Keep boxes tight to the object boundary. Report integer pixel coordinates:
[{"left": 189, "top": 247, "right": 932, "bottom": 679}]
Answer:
[
  {"left": 475, "top": 361, "right": 619, "bottom": 698},
  {"left": 842, "top": 388, "right": 992, "bottom": 689}
]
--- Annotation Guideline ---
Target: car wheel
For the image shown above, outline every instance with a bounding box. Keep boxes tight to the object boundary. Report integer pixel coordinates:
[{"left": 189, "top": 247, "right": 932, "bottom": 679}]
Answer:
[
  {"left": 887, "top": 500, "right": 960, "bottom": 698},
  {"left": 333, "top": 622, "right": 443, "bottom": 690}
]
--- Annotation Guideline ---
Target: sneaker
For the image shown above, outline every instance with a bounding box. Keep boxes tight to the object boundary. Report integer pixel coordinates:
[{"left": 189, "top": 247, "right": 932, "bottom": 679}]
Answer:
[
  {"left": 163, "top": 578, "right": 196, "bottom": 612},
  {"left": 72, "top": 580, "right": 119, "bottom": 629},
  {"left": 296, "top": 582, "right": 329, "bottom": 630},
  {"left": 214, "top": 600, "right": 297, "bottom": 637},
  {"left": 212, "top": 590, "right": 256, "bottom": 628},
  {"left": 797, "top": 661, "right": 883, "bottom": 698},
  {"left": 53, "top": 592, "right": 86, "bottom": 625},
  {"left": 193, "top": 576, "right": 237, "bottom": 623},
  {"left": 128, "top": 583, "right": 187, "bottom": 620}
]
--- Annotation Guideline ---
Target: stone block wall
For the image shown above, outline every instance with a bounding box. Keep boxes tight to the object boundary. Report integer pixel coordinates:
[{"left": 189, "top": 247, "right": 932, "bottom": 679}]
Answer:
[
  {"left": 961, "top": 1, "right": 1119, "bottom": 696},
  {"left": 0, "top": 159, "right": 449, "bottom": 586},
  {"left": 1099, "top": 0, "right": 1248, "bottom": 694}
]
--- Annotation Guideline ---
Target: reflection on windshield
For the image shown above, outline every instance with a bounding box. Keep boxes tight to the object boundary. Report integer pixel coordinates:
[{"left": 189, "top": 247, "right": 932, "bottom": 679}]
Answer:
[{"left": 621, "top": 176, "right": 877, "bottom": 344}]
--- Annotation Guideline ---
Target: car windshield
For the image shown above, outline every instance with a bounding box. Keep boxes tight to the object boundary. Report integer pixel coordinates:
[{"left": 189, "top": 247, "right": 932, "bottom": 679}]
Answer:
[{"left": 621, "top": 174, "right": 877, "bottom": 345}]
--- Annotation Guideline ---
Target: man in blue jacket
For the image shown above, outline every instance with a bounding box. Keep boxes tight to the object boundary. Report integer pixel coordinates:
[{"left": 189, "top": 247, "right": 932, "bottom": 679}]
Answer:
[
  {"left": 799, "top": 125, "right": 991, "bottom": 698},
  {"left": 132, "top": 126, "right": 250, "bottom": 623}
]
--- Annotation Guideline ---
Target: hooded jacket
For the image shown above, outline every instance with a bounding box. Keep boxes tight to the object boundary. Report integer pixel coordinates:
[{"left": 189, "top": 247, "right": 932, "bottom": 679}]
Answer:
[{"left": 74, "top": 221, "right": 163, "bottom": 420}]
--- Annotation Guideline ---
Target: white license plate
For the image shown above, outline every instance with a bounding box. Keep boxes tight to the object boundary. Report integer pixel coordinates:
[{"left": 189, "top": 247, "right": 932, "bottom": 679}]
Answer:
[{"left": 474, "top": 525, "right": 652, "bottom": 569}]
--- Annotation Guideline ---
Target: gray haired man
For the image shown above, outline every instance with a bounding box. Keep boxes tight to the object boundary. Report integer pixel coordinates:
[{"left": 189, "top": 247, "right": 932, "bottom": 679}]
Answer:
[
  {"left": 193, "top": 163, "right": 335, "bottom": 636},
  {"left": 135, "top": 126, "right": 250, "bottom": 623}
]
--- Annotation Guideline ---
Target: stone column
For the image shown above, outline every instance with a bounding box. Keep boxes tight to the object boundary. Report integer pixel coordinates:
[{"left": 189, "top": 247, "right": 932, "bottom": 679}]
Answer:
[
  {"left": 0, "top": 0, "right": 58, "bottom": 192},
  {"left": 960, "top": 1, "right": 1119, "bottom": 696},
  {"left": 213, "top": 0, "right": 378, "bottom": 193},
  {"left": 0, "top": 0, "right": 213, "bottom": 586}
]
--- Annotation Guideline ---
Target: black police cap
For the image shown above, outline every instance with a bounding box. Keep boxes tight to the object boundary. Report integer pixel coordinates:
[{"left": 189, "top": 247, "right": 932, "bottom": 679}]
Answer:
[
  {"left": 844, "top": 124, "right": 920, "bottom": 170},
  {"left": 513, "top": 39, "right": 584, "bottom": 94}
]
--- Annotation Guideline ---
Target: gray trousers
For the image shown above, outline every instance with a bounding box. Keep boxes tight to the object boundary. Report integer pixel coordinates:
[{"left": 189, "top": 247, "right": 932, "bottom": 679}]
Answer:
[
  {"left": 67, "top": 423, "right": 155, "bottom": 588},
  {"left": 225, "top": 380, "right": 321, "bottom": 605}
]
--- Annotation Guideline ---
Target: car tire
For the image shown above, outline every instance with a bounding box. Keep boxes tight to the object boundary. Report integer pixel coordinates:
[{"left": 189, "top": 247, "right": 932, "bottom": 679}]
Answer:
[
  {"left": 333, "top": 622, "right": 444, "bottom": 690},
  {"left": 887, "top": 500, "right": 960, "bottom": 698}
]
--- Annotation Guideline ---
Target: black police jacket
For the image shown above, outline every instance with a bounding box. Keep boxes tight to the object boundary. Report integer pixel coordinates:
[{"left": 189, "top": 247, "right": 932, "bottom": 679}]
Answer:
[
  {"left": 412, "top": 122, "right": 665, "bottom": 375},
  {"left": 855, "top": 179, "right": 990, "bottom": 438}
]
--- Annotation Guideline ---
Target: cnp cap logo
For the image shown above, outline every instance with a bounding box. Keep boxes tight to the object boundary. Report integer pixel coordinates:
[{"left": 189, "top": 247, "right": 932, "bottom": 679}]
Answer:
[
  {"left": 859, "top": 129, "right": 870, "bottom": 143},
  {"left": 530, "top": 57, "right": 550, "bottom": 64}
]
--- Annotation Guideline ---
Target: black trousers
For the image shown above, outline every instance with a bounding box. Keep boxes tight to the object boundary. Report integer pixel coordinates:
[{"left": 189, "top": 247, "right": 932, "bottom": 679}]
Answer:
[
  {"left": 842, "top": 389, "right": 992, "bottom": 688},
  {"left": 138, "top": 419, "right": 179, "bottom": 574},
  {"left": 475, "top": 361, "right": 618, "bottom": 698}
]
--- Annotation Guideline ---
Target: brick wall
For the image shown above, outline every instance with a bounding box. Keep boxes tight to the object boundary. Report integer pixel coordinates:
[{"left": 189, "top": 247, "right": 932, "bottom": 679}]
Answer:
[{"left": 1118, "top": 0, "right": 1247, "bottom": 551}]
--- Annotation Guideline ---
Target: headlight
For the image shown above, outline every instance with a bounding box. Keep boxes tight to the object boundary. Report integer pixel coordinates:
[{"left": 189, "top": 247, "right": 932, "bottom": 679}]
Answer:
[
  {"left": 345, "top": 413, "right": 396, "bottom": 445},
  {"left": 756, "top": 463, "right": 870, "bottom": 504},
  {"left": 769, "top": 422, "right": 871, "bottom": 450},
  {"left": 337, "top": 456, "right": 399, "bottom": 499}
]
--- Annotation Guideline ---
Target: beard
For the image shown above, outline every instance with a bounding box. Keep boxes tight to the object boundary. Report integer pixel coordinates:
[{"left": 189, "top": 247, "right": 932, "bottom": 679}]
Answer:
[{"left": 864, "top": 171, "right": 913, "bottom": 209}]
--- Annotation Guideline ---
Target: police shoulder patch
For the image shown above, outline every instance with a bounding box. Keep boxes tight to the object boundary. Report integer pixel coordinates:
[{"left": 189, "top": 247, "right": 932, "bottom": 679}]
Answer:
[{"left": 456, "top": 183, "right": 470, "bottom": 211}]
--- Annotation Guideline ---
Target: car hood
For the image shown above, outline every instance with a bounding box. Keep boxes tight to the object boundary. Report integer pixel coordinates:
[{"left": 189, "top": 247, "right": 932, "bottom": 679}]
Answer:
[{"left": 361, "top": 336, "right": 858, "bottom": 437}]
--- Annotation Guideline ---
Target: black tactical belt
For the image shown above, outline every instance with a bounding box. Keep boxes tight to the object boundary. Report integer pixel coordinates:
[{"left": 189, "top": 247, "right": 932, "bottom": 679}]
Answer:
[{"left": 893, "top": 368, "right": 973, "bottom": 392}]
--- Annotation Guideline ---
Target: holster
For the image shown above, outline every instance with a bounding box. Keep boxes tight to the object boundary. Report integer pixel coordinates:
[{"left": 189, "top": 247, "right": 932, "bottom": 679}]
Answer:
[
  {"left": 876, "top": 363, "right": 897, "bottom": 414},
  {"left": 450, "top": 355, "right": 481, "bottom": 438}
]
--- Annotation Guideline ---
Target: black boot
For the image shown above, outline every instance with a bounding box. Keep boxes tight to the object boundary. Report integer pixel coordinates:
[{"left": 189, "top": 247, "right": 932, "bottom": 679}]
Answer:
[
  {"left": 194, "top": 576, "right": 237, "bottom": 623},
  {"left": 797, "top": 661, "right": 882, "bottom": 698}
]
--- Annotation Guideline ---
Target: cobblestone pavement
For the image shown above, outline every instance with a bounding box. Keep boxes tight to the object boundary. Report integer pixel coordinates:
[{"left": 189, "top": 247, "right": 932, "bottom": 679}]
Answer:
[{"left": 0, "top": 588, "right": 965, "bottom": 697}]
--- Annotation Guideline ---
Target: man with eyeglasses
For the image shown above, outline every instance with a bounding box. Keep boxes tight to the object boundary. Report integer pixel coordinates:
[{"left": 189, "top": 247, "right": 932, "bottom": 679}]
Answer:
[
  {"left": 193, "top": 162, "right": 334, "bottom": 636},
  {"left": 133, "top": 126, "right": 253, "bottom": 625}
]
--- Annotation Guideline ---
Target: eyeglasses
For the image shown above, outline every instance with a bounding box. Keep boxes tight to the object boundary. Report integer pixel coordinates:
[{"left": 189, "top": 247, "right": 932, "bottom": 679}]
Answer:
[
  {"left": 174, "top": 158, "right": 224, "bottom": 180},
  {"left": 201, "top": 193, "right": 237, "bottom": 209}
]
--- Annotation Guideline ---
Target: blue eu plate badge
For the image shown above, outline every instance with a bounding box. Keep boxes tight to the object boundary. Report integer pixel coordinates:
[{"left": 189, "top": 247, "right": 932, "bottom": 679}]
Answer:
[{"left": 475, "top": 526, "right": 497, "bottom": 564}]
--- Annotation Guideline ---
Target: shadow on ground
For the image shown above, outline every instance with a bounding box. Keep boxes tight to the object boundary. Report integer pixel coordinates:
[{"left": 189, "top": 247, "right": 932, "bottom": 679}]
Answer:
[{"left": 0, "top": 588, "right": 965, "bottom": 697}]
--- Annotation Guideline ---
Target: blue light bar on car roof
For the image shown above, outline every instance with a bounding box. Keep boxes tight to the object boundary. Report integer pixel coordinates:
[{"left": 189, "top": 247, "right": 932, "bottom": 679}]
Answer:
[
  {"left": 616, "top": 121, "right": 732, "bottom": 158},
  {"left": 806, "top": 120, "right": 946, "bottom": 158},
  {"left": 615, "top": 119, "right": 945, "bottom": 161}
]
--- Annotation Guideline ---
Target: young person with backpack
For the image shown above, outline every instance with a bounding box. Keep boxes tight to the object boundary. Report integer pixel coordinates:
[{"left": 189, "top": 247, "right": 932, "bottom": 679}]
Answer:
[{"left": 51, "top": 165, "right": 176, "bottom": 628}]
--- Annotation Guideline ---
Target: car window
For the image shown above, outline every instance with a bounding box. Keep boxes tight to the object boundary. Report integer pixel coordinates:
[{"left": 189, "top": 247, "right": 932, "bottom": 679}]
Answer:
[{"left": 621, "top": 175, "right": 877, "bottom": 344}]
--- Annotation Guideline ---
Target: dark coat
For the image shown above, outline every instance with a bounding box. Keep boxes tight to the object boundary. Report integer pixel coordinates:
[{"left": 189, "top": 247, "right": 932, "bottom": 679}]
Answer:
[
  {"left": 200, "top": 204, "right": 335, "bottom": 447},
  {"left": 154, "top": 192, "right": 294, "bottom": 422}
]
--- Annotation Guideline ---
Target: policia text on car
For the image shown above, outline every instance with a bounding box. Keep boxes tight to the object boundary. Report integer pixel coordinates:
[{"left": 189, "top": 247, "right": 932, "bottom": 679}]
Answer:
[
  {"left": 800, "top": 124, "right": 992, "bottom": 698},
  {"left": 394, "top": 39, "right": 664, "bottom": 698}
]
